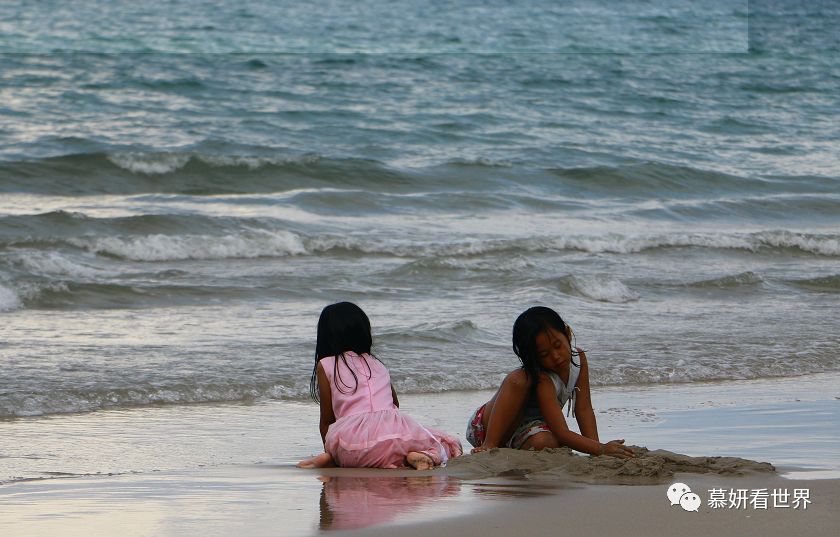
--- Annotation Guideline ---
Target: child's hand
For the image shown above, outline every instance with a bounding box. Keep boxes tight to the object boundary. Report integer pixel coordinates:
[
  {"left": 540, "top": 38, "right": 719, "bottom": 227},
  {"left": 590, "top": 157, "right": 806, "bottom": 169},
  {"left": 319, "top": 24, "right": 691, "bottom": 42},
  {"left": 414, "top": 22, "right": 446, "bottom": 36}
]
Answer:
[
  {"left": 601, "top": 439, "right": 634, "bottom": 458},
  {"left": 575, "top": 347, "right": 587, "bottom": 360},
  {"left": 471, "top": 444, "right": 494, "bottom": 454}
]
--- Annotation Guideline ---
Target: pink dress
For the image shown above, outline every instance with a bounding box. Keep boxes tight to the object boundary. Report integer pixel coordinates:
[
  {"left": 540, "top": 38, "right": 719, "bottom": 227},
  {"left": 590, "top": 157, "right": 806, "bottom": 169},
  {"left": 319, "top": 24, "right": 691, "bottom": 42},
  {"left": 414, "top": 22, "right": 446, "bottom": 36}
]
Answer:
[{"left": 322, "top": 352, "right": 462, "bottom": 468}]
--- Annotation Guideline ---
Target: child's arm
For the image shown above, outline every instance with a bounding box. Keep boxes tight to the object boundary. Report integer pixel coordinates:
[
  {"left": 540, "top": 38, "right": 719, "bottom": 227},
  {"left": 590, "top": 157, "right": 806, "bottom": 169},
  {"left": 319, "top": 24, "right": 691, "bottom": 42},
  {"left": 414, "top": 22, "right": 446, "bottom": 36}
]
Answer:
[
  {"left": 477, "top": 369, "right": 531, "bottom": 451},
  {"left": 573, "top": 349, "right": 599, "bottom": 441},
  {"left": 317, "top": 362, "right": 336, "bottom": 445},
  {"left": 537, "top": 373, "right": 632, "bottom": 458}
]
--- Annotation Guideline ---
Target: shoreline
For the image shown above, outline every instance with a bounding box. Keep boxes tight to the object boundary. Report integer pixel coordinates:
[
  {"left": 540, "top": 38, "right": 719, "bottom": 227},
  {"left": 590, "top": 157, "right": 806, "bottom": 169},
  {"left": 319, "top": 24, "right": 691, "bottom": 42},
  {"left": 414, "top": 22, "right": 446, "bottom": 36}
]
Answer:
[
  {"left": 3, "top": 372, "right": 839, "bottom": 483},
  {"left": 3, "top": 462, "right": 837, "bottom": 537},
  {"left": 3, "top": 373, "right": 839, "bottom": 535}
]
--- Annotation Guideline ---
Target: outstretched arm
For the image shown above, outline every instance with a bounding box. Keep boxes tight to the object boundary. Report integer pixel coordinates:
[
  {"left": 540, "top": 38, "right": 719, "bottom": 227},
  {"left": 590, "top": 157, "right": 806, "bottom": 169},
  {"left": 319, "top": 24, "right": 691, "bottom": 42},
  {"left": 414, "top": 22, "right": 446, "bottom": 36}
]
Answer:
[
  {"left": 537, "top": 373, "right": 632, "bottom": 458},
  {"left": 317, "top": 362, "right": 336, "bottom": 445},
  {"left": 573, "top": 349, "right": 599, "bottom": 441}
]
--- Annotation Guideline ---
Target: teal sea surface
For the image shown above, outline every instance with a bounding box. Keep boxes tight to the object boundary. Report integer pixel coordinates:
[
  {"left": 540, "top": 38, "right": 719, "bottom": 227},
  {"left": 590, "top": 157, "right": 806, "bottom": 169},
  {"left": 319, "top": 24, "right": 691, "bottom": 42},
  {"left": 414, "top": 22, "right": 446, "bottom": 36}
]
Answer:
[{"left": 1, "top": 1, "right": 839, "bottom": 421}]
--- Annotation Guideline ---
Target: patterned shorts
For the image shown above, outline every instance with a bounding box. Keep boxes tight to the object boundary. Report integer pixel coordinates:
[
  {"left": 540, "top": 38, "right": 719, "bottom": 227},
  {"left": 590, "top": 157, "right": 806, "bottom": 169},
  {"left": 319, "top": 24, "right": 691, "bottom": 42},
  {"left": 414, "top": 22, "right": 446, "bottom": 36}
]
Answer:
[
  {"left": 465, "top": 404, "right": 486, "bottom": 448},
  {"left": 508, "top": 419, "right": 551, "bottom": 450},
  {"left": 467, "top": 405, "right": 552, "bottom": 450}
]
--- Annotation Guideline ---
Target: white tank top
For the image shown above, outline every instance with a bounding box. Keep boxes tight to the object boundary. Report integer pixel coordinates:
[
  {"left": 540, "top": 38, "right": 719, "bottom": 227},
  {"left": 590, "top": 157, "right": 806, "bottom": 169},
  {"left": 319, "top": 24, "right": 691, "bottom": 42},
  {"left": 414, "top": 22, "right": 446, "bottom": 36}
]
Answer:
[{"left": 522, "top": 361, "right": 581, "bottom": 419}]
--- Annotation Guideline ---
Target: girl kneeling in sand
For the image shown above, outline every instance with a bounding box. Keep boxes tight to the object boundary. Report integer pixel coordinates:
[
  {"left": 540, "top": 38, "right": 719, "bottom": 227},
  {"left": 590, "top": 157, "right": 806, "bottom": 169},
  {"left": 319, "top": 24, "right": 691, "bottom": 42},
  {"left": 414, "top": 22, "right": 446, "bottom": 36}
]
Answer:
[
  {"left": 297, "top": 302, "right": 462, "bottom": 469},
  {"left": 467, "top": 306, "right": 633, "bottom": 459}
]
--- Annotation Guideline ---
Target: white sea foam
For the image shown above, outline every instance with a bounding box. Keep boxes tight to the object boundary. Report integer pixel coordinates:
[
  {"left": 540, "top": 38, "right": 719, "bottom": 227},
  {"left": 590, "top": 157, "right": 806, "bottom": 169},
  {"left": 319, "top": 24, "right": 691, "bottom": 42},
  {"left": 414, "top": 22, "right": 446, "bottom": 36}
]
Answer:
[
  {"left": 16, "top": 229, "right": 838, "bottom": 269},
  {"left": 0, "top": 382, "right": 310, "bottom": 418},
  {"left": 69, "top": 229, "right": 307, "bottom": 261},
  {"left": 8, "top": 250, "right": 116, "bottom": 279},
  {"left": 13, "top": 281, "right": 70, "bottom": 301},
  {"left": 0, "top": 283, "right": 22, "bottom": 311},
  {"left": 108, "top": 152, "right": 191, "bottom": 175},
  {"left": 197, "top": 153, "right": 321, "bottom": 169},
  {"left": 305, "top": 231, "right": 840, "bottom": 258},
  {"left": 0, "top": 280, "right": 71, "bottom": 309},
  {"left": 554, "top": 231, "right": 840, "bottom": 256},
  {"left": 550, "top": 233, "right": 757, "bottom": 254},
  {"left": 305, "top": 235, "right": 527, "bottom": 258},
  {"left": 755, "top": 230, "right": 840, "bottom": 256},
  {"left": 567, "top": 275, "right": 639, "bottom": 303},
  {"left": 107, "top": 152, "right": 323, "bottom": 175}
]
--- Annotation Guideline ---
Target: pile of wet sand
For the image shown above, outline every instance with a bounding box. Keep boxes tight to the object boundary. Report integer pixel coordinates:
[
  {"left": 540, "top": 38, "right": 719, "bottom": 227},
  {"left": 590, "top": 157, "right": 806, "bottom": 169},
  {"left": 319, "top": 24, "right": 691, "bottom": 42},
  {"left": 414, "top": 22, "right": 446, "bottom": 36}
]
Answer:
[{"left": 447, "top": 446, "right": 776, "bottom": 485}]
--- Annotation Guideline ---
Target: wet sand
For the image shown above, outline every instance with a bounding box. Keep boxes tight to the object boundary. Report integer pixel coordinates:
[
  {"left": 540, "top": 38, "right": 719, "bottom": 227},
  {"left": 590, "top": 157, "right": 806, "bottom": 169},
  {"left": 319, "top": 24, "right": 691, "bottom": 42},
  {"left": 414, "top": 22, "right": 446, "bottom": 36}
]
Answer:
[
  {"left": 2, "top": 454, "right": 837, "bottom": 537},
  {"left": 447, "top": 444, "right": 776, "bottom": 484},
  {"left": 351, "top": 473, "right": 840, "bottom": 537},
  {"left": 2, "top": 373, "right": 839, "bottom": 536}
]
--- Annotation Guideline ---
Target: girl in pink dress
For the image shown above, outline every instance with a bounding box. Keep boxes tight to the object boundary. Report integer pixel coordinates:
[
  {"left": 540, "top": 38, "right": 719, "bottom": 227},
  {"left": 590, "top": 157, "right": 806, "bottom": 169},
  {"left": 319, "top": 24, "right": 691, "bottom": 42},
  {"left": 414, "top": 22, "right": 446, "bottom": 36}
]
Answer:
[{"left": 297, "top": 302, "right": 462, "bottom": 470}]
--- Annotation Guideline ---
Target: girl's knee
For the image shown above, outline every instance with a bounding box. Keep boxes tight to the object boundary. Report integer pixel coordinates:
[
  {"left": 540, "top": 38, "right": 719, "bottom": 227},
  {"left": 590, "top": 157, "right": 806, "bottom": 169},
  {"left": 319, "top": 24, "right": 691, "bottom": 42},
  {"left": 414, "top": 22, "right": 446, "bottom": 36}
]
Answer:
[{"left": 521, "top": 432, "right": 558, "bottom": 451}]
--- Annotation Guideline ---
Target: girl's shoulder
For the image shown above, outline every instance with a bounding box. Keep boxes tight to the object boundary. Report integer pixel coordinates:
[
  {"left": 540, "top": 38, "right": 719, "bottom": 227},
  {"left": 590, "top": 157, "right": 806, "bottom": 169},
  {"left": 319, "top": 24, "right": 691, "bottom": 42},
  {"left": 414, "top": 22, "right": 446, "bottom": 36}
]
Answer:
[
  {"left": 534, "top": 371, "right": 562, "bottom": 399},
  {"left": 502, "top": 368, "right": 532, "bottom": 389},
  {"left": 537, "top": 369, "right": 562, "bottom": 386},
  {"left": 317, "top": 355, "right": 336, "bottom": 377},
  {"left": 319, "top": 354, "right": 337, "bottom": 366}
]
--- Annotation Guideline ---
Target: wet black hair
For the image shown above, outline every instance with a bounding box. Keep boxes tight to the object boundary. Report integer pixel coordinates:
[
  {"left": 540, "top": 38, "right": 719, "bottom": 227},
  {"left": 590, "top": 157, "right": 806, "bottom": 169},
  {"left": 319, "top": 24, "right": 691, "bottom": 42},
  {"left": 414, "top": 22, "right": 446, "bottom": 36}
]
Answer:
[
  {"left": 511, "top": 306, "right": 579, "bottom": 391},
  {"left": 309, "top": 301, "right": 375, "bottom": 402}
]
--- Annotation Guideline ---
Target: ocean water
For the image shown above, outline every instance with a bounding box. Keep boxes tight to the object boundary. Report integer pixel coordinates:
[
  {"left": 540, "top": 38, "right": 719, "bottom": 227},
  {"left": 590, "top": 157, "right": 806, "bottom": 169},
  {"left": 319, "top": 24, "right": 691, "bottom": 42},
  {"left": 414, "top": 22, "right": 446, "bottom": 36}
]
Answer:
[{"left": 1, "top": 0, "right": 839, "bottom": 428}]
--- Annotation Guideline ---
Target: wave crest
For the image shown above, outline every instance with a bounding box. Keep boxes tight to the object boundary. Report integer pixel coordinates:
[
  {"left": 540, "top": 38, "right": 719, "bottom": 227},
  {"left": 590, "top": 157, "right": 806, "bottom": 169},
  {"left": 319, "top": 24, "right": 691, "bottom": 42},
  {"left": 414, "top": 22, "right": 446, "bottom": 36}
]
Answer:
[
  {"left": 68, "top": 229, "right": 306, "bottom": 261},
  {"left": 107, "top": 152, "right": 192, "bottom": 175},
  {"left": 562, "top": 275, "right": 639, "bottom": 303},
  {"left": 0, "top": 382, "right": 307, "bottom": 419},
  {"left": 685, "top": 271, "right": 764, "bottom": 289},
  {"left": 106, "top": 152, "right": 323, "bottom": 176},
  {"left": 0, "top": 283, "right": 22, "bottom": 311}
]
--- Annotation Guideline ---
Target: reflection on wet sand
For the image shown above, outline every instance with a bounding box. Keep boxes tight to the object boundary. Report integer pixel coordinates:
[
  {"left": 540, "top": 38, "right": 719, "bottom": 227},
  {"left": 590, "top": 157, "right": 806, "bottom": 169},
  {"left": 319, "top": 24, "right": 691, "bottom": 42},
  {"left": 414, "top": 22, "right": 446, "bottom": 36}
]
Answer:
[
  {"left": 315, "top": 473, "right": 571, "bottom": 532},
  {"left": 469, "top": 481, "right": 562, "bottom": 499},
  {"left": 317, "top": 475, "right": 461, "bottom": 531}
]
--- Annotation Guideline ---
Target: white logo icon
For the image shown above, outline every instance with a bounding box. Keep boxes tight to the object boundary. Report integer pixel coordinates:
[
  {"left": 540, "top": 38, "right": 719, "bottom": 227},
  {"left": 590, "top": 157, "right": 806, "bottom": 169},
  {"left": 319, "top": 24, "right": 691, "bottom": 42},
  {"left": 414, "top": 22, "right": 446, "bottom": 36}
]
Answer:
[
  {"left": 679, "top": 492, "right": 702, "bottom": 512},
  {"left": 667, "top": 482, "right": 700, "bottom": 512},
  {"left": 667, "top": 482, "right": 692, "bottom": 506}
]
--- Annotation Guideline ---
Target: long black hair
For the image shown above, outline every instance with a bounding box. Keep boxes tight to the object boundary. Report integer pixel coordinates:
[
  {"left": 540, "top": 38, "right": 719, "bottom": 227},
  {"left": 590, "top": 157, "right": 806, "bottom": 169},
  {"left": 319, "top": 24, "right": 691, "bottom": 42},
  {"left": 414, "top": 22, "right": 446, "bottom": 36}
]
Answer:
[
  {"left": 309, "top": 302, "right": 375, "bottom": 402},
  {"left": 511, "top": 306, "right": 579, "bottom": 392}
]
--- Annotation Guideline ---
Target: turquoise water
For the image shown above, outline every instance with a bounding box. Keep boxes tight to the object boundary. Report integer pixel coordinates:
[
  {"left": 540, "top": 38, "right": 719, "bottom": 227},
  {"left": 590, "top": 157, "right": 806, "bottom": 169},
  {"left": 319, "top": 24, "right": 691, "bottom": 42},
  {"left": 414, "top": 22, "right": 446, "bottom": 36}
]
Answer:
[
  {"left": 1, "top": 1, "right": 839, "bottom": 418},
  {"left": 4, "top": 0, "right": 748, "bottom": 53}
]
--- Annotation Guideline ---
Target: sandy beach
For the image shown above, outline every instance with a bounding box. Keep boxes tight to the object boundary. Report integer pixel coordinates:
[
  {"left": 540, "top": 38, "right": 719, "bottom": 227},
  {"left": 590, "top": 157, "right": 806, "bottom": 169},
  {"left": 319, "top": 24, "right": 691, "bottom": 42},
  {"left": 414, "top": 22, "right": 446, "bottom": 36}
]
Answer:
[
  {"left": 3, "top": 373, "right": 839, "bottom": 536},
  {"left": 3, "top": 451, "right": 837, "bottom": 537}
]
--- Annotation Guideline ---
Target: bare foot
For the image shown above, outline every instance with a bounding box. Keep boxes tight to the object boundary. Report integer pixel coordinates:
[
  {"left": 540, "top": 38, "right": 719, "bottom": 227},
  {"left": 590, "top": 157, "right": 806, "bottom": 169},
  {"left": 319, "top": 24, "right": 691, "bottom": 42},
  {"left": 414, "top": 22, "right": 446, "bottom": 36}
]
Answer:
[
  {"left": 406, "top": 451, "right": 435, "bottom": 470},
  {"left": 297, "top": 452, "right": 335, "bottom": 468}
]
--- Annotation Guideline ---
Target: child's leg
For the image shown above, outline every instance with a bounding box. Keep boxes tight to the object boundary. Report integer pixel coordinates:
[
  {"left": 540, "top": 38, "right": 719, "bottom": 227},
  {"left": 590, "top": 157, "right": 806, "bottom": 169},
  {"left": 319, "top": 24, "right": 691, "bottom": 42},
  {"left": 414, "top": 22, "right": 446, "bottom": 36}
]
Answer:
[
  {"left": 297, "top": 452, "right": 335, "bottom": 468},
  {"left": 519, "top": 432, "right": 559, "bottom": 451},
  {"left": 509, "top": 420, "right": 558, "bottom": 451}
]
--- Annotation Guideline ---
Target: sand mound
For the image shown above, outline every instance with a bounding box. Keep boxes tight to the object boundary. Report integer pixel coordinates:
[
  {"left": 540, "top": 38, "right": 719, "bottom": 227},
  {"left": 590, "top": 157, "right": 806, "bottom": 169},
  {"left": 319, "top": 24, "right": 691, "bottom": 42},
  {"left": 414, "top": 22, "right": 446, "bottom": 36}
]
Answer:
[{"left": 447, "top": 446, "right": 775, "bottom": 485}]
